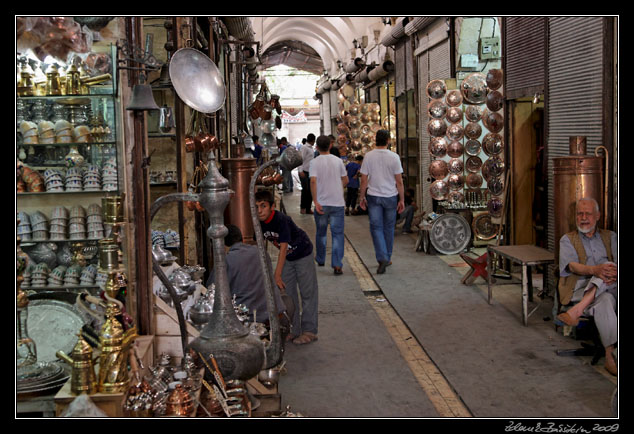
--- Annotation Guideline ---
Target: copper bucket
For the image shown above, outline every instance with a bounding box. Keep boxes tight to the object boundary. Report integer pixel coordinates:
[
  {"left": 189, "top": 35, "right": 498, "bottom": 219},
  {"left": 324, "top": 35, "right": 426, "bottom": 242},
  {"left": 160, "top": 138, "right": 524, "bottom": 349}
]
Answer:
[
  {"left": 553, "top": 136, "right": 604, "bottom": 259},
  {"left": 221, "top": 158, "right": 257, "bottom": 243}
]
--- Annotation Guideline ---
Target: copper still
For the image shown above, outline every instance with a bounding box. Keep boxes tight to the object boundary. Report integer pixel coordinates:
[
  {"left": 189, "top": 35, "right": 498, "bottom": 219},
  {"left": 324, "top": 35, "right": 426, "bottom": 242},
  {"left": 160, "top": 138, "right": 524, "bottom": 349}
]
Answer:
[
  {"left": 221, "top": 158, "right": 257, "bottom": 243},
  {"left": 553, "top": 136, "right": 607, "bottom": 259}
]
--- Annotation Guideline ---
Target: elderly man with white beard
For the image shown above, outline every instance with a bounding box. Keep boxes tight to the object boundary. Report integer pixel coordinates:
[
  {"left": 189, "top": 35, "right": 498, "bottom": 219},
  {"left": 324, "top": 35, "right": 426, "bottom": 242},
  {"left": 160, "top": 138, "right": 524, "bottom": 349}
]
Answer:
[{"left": 556, "top": 197, "right": 618, "bottom": 376}]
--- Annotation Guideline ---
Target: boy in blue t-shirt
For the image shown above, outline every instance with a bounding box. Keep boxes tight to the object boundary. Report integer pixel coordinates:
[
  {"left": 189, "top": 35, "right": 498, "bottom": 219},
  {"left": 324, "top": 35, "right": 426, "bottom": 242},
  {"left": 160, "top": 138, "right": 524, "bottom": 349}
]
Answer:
[
  {"left": 345, "top": 155, "right": 363, "bottom": 215},
  {"left": 255, "top": 190, "right": 318, "bottom": 345}
]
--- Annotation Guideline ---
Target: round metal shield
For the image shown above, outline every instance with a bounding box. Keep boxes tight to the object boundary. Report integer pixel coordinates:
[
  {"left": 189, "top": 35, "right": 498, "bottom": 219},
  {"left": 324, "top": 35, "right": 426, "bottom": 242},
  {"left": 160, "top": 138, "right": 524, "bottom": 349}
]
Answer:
[
  {"left": 169, "top": 48, "right": 226, "bottom": 113},
  {"left": 430, "top": 213, "right": 472, "bottom": 255},
  {"left": 427, "top": 79, "right": 447, "bottom": 100},
  {"left": 429, "top": 137, "right": 448, "bottom": 158},
  {"left": 446, "top": 89, "right": 463, "bottom": 107},
  {"left": 460, "top": 73, "right": 488, "bottom": 104}
]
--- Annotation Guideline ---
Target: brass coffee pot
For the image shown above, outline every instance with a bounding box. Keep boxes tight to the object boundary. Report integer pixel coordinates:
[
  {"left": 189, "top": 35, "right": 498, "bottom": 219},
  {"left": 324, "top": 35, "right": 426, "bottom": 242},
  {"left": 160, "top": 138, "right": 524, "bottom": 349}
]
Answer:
[
  {"left": 45, "top": 64, "right": 62, "bottom": 96},
  {"left": 57, "top": 334, "right": 98, "bottom": 395}
]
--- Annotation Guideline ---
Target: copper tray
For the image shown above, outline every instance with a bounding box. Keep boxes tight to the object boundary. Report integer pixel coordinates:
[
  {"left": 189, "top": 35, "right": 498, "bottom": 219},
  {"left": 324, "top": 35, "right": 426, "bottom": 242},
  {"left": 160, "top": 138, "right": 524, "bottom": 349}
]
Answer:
[
  {"left": 430, "top": 180, "right": 449, "bottom": 200},
  {"left": 482, "top": 110, "right": 504, "bottom": 133},
  {"left": 446, "top": 123, "right": 464, "bottom": 141},
  {"left": 483, "top": 156, "right": 505, "bottom": 180},
  {"left": 488, "top": 176, "right": 505, "bottom": 196},
  {"left": 486, "top": 90, "right": 504, "bottom": 112},
  {"left": 447, "top": 140, "right": 464, "bottom": 158},
  {"left": 448, "top": 191, "right": 465, "bottom": 203},
  {"left": 466, "top": 156, "right": 483, "bottom": 173},
  {"left": 464, "top": 122, "right": 482, "bottom": 139},
  {"left": 428, "top": 100, "right": 447, "bottom": 119},
  {"left": 430, "top": 159, "right": 449, "bottom": 180},
  {"left": 460, "top": 73, "right": 488, "bottom": 104},
  {"left": 448, "top": 158, "right": 464, "bottom": 174},
  {"left": 427, "top": 79, "right": 447, "bottom": 100},
  {"left": 465, "top": 139, "right": 481, "bottom": 156},
  {"left": 429, "top": 137, "right": 448, "bottom": 158},
  {"left": 465, "top": 105, "right": 483, "bottom": 122},
  {"left": 466, "top": 172, "right": 483, "bottom": 189},
  {"left": 428, "top": 118, "right": 447, "bottom": 137},
  {"left": 487, "top": 197, "right": 504, "bottom": 217},
  {"left": 448, "top": 174, "right": 464, "bottom": 190},
  {"left": 486, "top": 69, "right": 503, "bottom": 90},
  {"left": 446, "top": 89, "right": 463, "bottom": 107},
  {"left": 473, "top": 212, "right": 499, "bottom": 240},
  {"left": 482, "top": 132, "right": 504, "bottom": 156},
  {"left": 446, "top": 106, "right": 463, "bottom": 124}
]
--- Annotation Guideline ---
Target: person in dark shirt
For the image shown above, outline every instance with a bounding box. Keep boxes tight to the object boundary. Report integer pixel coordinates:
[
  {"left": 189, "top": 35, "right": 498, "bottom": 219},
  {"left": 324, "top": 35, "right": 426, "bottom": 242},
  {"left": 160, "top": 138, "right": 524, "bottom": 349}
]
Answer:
[
  {"left": 345, "top": 155, "right": 363, "bottom": 215},
  {"left": 252, "top": 135, "right": 263, "bottom": 165},
  {"left": 328, "top": 134, "right": 341, "bottom": 157},
  {"left": 206, "top": 225, "right": 290, "bottom": 339},
  {"left": 279, "top": 137, "right": 293, "bottom": 193},
  {"left": 255, "top": 190, "right": 319, "bottom": 345},
  {"left": 396, "top": 188, "right": 417, "bottom": 233}
]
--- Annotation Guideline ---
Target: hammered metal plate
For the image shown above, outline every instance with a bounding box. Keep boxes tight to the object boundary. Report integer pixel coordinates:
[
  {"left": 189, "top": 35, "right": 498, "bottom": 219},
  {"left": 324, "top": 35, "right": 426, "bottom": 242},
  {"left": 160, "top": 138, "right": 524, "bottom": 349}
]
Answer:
[
  {"left": 473, "top": 212, "right": 499, "bottom": 240},
  {"left": 430, "top": 213, "right": 472, "bottom": 255},
  {"left": 26, "top": 300, "right": 89, "bottom": 363}
]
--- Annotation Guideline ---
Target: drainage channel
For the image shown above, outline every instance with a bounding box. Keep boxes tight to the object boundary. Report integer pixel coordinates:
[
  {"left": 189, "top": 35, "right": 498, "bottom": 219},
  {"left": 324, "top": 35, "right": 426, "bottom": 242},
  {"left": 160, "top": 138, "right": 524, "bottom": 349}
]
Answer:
[{"left": 344, "top": 237, "right": 472, "bottom": 418}]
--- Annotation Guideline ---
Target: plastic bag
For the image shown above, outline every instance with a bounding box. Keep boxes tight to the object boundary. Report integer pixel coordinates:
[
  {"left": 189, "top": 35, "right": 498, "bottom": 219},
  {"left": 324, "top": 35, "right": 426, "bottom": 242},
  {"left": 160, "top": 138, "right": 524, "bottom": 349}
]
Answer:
[{"left": 60, "top": 394, "right": 109, "bottom": 418}]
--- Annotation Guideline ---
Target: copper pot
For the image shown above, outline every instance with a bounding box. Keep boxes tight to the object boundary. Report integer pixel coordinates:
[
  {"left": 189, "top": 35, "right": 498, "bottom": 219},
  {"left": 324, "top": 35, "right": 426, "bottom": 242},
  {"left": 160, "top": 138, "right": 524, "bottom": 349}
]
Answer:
[
  {"left": 429, "top": 160, "right": 449, "bottom": 180},
  {"left": 447, "top": 140, "right": 464, "bottom": 158}
]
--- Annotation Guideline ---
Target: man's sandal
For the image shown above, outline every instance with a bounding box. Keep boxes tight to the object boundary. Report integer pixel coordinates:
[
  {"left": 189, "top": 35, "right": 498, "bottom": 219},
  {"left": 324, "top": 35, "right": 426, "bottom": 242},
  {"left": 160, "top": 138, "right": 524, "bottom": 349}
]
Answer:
[{"left": 293, "top": 332, "right": 318, "bottom": 345}]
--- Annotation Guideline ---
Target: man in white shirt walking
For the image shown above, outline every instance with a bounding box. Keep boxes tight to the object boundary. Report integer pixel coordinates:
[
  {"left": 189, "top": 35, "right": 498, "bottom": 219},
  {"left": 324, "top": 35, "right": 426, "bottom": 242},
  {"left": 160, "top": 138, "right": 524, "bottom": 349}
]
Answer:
[
  {"left": 310, "top": 135, "right": 348, "bottom": 275},
  {"left": 299, "top": 134, "right": 316, "bottom": 214},
  {"left": 359, "top": 129, "right": 405, "bottom": 274}
]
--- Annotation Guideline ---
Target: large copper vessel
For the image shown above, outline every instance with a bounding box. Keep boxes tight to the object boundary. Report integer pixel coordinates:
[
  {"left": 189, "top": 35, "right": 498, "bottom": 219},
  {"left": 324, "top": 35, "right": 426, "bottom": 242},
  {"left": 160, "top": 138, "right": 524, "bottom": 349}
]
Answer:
[
  {"left": 553, "top": 136, "right": 605, "bottom": 259},
  {"left": 221, "top": 158, "right": 257, "bottom": 243}
]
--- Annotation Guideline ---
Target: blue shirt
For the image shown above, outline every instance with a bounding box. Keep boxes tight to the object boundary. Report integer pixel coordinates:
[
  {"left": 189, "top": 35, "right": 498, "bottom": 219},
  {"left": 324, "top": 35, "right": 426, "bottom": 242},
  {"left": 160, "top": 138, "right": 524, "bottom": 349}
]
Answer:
[
  {"left": 346, "top": 162, "right": 361, "bottom": 189},
  {"left": 253, "top": 144, "right": 263, "bottom": 164}
]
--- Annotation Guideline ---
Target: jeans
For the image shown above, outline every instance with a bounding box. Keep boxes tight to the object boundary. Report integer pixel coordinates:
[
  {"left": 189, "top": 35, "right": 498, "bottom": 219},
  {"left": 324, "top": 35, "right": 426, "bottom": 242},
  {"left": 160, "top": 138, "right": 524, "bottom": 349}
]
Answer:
[
  {"left": 281, "top": 254, "right": 319, "bottom": 336},
  {"left": 300, "top": 171, "right": 313, "bottom": 211},
  {"left": 282, "top": 167, "right": 293, "bottom": 192},
  {"left": 313, "top": 206, "right": 345, "bottom": 268},
  {"left": 398, "top": 205, "right": 415, "bottom": 231},
  {"left": 366, "top": 194, "right": 399, "bottom": 263}
]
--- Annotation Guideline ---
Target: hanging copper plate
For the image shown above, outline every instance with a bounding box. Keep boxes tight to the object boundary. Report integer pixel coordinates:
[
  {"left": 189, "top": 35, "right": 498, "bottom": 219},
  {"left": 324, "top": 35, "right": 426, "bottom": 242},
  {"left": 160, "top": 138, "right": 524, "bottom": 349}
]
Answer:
[
  {"left": 429, "top": 137, "right": 448, "bottom": 158},
  {"left": 360, "top": 133, "right": 373, "bottom": 145},
  {"left": 446, "top": 123, "right": 464, "bottom": 141},
  {"left": 349, "top": 116, "right": 361, "bottom": 130},
  {"left": 486, "top": 68, "right": 503, "bottom": 90},
  {"left": 482, "top": 110, "right": 504, "bottom": 133},
  {"left": 488, "top": 176, "right": 505, "bottom": 196},
  {"left": 446, "top": 106, "right": 463, "bottom": 124},
  {"left": 428, "top": 118, "right": 447, "bottom": 137},
  {"left": 448, "top": 174, "right": 464, "bottom": 190},
  {"left": 349, "top": 104, "right": 360, "bottom": 116},
  {"left": 464, "top": 122, "right": 482, "bottom": 140},
  {"left": 447, "top": 140, "right": 464, "bottom": 158},
  {"left": 428, "top": 100, "right": 447, "bottom": 119},
  {"left": 350, "top": 128, "right": 361, "bottom": 139},
  {"left": 337, "top": 123, "right": 349, "bottom": 135},
  {"left": 350, "top": 140, "right": 362, "bottom": 151},
  {"left": 482, "top": 156, "right": 505, "bottom": 180},
  {"left": 486, "top": 90, "right": 504, "bottom": 112},
  {"left": 371, "top": 123, "right": 381, "bottom": 133},
  {"left": 465, "top": 139, "right": 481, "bottom": 156},
  {"left": 466, "top": 156, "right": 483, "bottom": 173},
  {"left": 448, "top": 158, "right": 464, "bottom": 174},
  {"left": 466, "top": 172, "right": 483, "bottom": 188},
  {"left": 429, "top": 159, "right": 449, "bottom": 180},
  {"left": 430, "top": 180, "right": 449, "bottom": 200},
  {"left": 370, "top": 112, "right": 381, "bottom": 123},
  {"left": 446, "top": 89, "right": 463, "bottom": 107},
  {"left": 448, "top": 191, "right": 465, "bottom": 203},
  {"left": 369, "top": 102, "right": 381, "bottom": 112},
  {"left": 473, "top": 212, "right": 499, "bottom": 241},
  {"left": 487, "top": 197, "right": 504, "bottom": 217},
  {"left": 460, "top": 73, "right": 488, "bottom": 104},
  {"left": 361, "top": 124, "right": 372, "bottom": 135},
  {"left": 482, "top": 133, "right": 504, "bottom": 156},
  {"left": 360, "top": 113, "right": 371, "bottom": 124},
  {"left": 465, "top": 105, "right": 483, "bottom": 122},
  {"left": 427, "top": 79, "right": 447, "bottom": 100}
]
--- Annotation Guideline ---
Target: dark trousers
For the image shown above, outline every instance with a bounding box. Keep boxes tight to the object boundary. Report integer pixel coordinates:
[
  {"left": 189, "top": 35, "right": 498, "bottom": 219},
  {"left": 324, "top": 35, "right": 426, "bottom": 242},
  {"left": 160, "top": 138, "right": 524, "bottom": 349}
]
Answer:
[
  {"left": 300, "top": 171, "right": 312, "bottom": 211},
  {"left": 346, "top": 187, "right": 359, "bottom": 209}
]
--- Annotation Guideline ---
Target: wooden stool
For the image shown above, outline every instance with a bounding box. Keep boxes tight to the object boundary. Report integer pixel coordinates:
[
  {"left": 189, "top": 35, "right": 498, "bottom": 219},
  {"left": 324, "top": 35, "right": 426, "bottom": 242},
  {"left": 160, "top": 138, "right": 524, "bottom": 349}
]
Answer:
[{"left": 459, "top": 252, "right": 491, "bottom": 285}]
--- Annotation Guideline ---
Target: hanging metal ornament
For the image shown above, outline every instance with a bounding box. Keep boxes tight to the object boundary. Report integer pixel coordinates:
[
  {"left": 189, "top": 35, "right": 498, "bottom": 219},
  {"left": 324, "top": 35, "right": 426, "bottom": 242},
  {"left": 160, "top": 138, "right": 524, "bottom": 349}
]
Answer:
[
  {"left": 447, "top": 140, "right": 464, "bottom": 158},
  {"left": 465, "top": 139, "right": 482, "bottom": 156}
]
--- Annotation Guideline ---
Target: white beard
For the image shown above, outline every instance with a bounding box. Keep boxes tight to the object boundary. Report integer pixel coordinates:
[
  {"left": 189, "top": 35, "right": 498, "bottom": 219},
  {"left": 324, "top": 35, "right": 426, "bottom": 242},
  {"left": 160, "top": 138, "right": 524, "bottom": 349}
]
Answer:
[{"left": 577, "top": 224, "right": 596, "bottom": 234}]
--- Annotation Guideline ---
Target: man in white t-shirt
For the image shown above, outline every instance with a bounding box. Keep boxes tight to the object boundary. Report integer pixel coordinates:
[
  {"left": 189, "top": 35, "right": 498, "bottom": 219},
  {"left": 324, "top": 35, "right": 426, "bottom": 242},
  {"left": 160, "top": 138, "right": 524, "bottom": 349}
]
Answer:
[
  {"left": 310, "top": 135, "right": 348, "bottom": 275},
  {"left": 359, "top": 129, "right": 405, "bottom": 274}
]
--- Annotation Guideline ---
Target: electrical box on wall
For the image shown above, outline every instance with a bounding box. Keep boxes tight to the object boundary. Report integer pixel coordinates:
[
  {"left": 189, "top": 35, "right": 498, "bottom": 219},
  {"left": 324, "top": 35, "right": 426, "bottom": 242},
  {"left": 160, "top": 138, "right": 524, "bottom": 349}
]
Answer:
[{"left": 479, "top": 36, "right": 500, "bottom": 60}]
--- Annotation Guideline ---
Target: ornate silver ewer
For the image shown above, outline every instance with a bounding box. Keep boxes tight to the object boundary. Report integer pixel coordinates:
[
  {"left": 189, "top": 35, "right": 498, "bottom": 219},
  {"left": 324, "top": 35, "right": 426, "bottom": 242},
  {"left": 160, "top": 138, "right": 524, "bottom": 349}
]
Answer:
[{"left": 150, "top": 148, "right": 302, "bottom": 381}]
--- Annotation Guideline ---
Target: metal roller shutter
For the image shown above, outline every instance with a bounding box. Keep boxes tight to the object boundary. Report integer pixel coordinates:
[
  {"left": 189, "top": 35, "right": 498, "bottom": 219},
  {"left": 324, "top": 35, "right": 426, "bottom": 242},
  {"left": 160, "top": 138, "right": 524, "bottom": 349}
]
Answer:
[
  {"left": 395, "top": 40, "right": 406, "bottom": 96},
  {"left": 504, "top": 17, "right": 546, "bottom": 99},
  {"left": 418, "top": 51, "right": 432, "bottom": 214},
  {"left": 546, "top": 16, "right": 606, "bottom": 253}
]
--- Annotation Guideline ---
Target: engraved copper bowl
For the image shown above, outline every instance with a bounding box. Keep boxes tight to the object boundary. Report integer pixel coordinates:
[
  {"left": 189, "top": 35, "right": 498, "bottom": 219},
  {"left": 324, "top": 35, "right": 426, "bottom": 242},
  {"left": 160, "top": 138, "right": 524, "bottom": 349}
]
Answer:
[
  {"left": 487, "top": 197, "right": 504, "bottom": 217},
  {"left": 448, "top": 158, "right": 464, "bottom": 174},
  {"left": 460, "top": 73, "right": 488, "bottom": 104},
  {"left": 488, "top": 176, "right": 505, "bottom": 196},
  {"left": 465, "top": 105, "right": 483, "bottom": 122},
  {"left": 482, "top": 133, "right": 504, "bottom": 156},
  {"left": 466, "top": 156, "right": 483, "bottom": 173},
  {"left": 465, "top": 139, "right": 481, "bottom": 156},
  {"left": 428, "top": 118, "right": 447, "bottom": 137},
  {"left": 466, "top": 173, "right": 483, "bottom": 188},
  {"left": 446, "top": 123, "right": 464, "bottom": 141},
  {"left": 482, "top": 156, "right": 505, "bottom": 180},
  {"left": 486, "top": 68, "right": 503, "bottom": 90},
  {"left": 429, "top": 137, "right": 448, "bottom": 158},
  {"left": 446, "top": 106, "right": 463, "bottom": 124},
  {"left": 482, "top": 110, "right": 504, "bottom": 133},
  {"left": 464, "top": 122, "right": 482, "bottom": 140},
  {"left": 430, "top": 180, "right": 449, "bottom": 200},
  {"left": 446, "top": 89, "right": 463, "bottom": 107},
  {"left": 428, "top": 100, "right": 447, "bottom": 119},
  {"left": 447, "top": 140, "right": 464, "bottom": 158},
  {"left": 448, "top": 174, "right": 464, "bottom": 190},
  {"left": 430, "top": 160, "right": 449, "bottom": 180},
  {"left": 427, "top": 79, "right": 447, "bottom": 100},
  {"left": 486, "top": 90, "right": 504, "bottom": 112}
]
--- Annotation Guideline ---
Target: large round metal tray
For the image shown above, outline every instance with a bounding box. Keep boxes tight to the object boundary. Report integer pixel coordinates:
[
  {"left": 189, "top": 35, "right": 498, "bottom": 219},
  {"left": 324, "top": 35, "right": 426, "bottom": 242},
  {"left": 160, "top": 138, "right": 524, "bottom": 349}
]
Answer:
[
  {"left": 26, "top": 299, "right": 90, "bottom": 364},
  {"left": 429, "top": 213, "right": 472, "bottom": 255}
]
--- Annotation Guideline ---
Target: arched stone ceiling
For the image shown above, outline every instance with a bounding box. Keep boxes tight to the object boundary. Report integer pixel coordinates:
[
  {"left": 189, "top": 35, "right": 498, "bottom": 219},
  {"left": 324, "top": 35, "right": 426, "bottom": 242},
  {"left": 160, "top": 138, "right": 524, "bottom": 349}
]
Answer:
[{"left": 250, "top": 17, "right": 382, "bottom": 72}]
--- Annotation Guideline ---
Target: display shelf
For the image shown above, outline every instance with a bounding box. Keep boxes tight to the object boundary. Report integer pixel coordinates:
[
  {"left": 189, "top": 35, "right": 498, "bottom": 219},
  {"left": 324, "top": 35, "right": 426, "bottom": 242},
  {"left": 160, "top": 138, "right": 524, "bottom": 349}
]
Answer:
[
  {"left": 18, "top": 190, "right": 120, "bottom": 197},
  {"left": 17, "top": 141, "right": 117, "bottom": 148},
  {"left": 17, "top": 91, "right": 115, "bottom": 100},
  {"left": 22, "top": 285, "right": 101, "bottom": 291}
]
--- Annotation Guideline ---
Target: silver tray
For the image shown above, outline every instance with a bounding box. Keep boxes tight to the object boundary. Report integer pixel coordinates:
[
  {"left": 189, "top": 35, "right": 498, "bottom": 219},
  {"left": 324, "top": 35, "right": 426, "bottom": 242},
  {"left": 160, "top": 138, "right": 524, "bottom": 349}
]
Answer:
[
  {"left": 430, "top": 213, "right": 472, "bottom": 255},
  {"left": 26, "top": 299, "right": 90, "bottom": 364}
]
